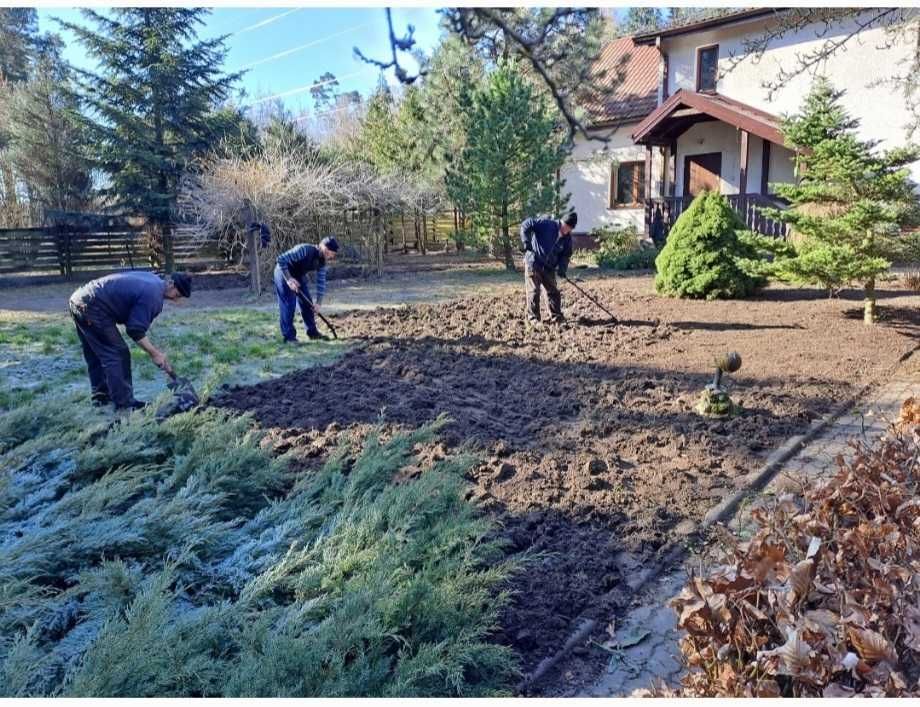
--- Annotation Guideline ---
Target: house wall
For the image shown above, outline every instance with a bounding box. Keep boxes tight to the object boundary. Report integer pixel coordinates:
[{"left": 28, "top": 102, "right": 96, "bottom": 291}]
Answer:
[
  {"left": 673, "top": 122, "right": 796, "bottom": 196},
  {"left": 562, "top": 124, "right": 662, "bottom": 234},
  {"left": 662, "top": 10, "right": 920, "bottom": 183}
]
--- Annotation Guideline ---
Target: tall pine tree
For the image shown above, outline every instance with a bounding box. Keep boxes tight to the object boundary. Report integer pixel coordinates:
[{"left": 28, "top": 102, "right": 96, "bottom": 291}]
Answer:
[
  {"left": 62, "top": 9, "right": 239, "bottom": 270},
  {"left": 6, "top": 36, "right": 93, "bottom": 218},
  {"left": 445, "top": 62, "right": 568, "bottom": 270},
  {"left": 764, "top": 77, "right": 920, "bottom": 323},
  {"left": 0, "top": 8, "right": 38, "bottom": 83},
  {"left": 621, "top": 8, "right": 666, "bottom": 34}
]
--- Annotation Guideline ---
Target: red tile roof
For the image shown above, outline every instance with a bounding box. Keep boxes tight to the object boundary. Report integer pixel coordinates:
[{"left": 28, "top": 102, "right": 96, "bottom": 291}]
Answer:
[{"left": 582, "top": 36, "right": 660, "bottom": 127}]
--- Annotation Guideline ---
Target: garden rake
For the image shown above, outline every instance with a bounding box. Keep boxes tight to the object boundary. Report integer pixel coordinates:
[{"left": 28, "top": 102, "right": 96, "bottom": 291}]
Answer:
[
  {"left": 563, "top": 274, "right": 619, "bottom": 324},
  {"left": 295, "top": 289, "right": 338, "bottom": 339}
]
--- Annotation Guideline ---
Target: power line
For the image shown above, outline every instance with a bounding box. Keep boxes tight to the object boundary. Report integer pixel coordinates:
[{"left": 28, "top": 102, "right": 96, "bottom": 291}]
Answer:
[
  {"left": 244, "top": 68, "right": 372, "bottom": 108},
  {"left": 238, "top": 22, "right": 372, "bottom": 70},
  {"left": 231, "top": 8, "right": 302, "bottom": 36},
  {"left": 291, "top": 101, "right": 362, "bottom": 124}
]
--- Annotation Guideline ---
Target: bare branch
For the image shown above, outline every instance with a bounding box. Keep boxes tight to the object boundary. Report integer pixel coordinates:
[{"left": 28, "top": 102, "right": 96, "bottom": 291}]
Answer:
[{"left": 353, "top": 8, "right": 424, "bottom": 85}]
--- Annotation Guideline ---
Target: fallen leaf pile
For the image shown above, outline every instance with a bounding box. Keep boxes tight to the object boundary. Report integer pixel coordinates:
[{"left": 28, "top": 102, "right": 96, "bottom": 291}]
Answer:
[
  {"left": 660, "top": 418, "right": 920, "bottom": 697},
  {"left": 899, "top": 396, "right": 920, "bottom": 430}
]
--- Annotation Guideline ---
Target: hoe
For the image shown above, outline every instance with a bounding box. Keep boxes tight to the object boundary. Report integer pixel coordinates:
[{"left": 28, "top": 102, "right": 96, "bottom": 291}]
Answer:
[
  {"left": 563, "top": 274, "right": 619, "bottom": 324},
  {"left": 294, "top": 289, "right": 339, "bottom": 339},
  {"left": 155, "top": 369, "right": 200, "bottom": 421}
]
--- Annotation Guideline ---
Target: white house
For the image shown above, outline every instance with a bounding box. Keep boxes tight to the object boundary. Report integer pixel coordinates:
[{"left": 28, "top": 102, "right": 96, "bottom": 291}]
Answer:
[{"left": 562, "top": 8, "right": 920, "bottom": 241}]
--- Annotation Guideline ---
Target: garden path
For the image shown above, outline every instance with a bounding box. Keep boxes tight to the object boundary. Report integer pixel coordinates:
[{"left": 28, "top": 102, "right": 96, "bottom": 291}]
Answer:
[{"left": 581, "top": 358, "right": 920, "bottom": 696}]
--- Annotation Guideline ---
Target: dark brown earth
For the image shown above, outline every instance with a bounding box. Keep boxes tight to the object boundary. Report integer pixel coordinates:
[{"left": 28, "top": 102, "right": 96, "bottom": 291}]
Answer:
[{"left": 212, "top": 274, "right": 920, "bottom": 691}]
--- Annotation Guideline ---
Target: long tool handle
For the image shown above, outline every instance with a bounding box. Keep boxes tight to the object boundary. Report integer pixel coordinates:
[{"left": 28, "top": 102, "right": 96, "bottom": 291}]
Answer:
[
  {"left": 563, "top": 275, "right": 619, "bottom": 322},
  {"left": 296, "top": 290, "right": 338, "bottom": 339}
]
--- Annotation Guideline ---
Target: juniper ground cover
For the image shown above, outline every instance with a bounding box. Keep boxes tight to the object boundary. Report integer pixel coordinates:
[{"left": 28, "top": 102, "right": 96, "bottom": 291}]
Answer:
[
  {"left": 0, "top": 400, "right": 518, "bottom": 696},
  {"left": 0, "top": 299, "right": 519, "bottom": 696}
]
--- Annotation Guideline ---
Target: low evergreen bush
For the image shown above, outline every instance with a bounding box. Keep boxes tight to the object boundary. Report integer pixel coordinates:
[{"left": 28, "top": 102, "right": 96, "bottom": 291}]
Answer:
[
  {"left": 654, "top": 191, "right": 767, "bottom": 299},
  {"left": 0, "top": 401, "right": 517, "bottom": 697},
  {"left": 593, "top": 223, "right": 642, "bottom": 267},
  {"left": 602, "top": 246, "right": 659, "bottom": 271}
]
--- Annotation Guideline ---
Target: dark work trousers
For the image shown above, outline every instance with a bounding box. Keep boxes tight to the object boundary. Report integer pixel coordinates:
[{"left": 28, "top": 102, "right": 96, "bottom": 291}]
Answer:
[
  {"left": 70, "top": 303, "right": 135, "bottom": 408},
  {"left": 273, "top": 264, "right": 319, "bottom": 341},
  {"left": 525, "top": 261, "right": 563, "bottom": 322}
]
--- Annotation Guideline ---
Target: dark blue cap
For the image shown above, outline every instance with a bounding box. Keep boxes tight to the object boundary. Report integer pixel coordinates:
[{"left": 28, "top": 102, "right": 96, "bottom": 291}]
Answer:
[{"left": 321, "top": 236, "right": 339, "bottom": 252}]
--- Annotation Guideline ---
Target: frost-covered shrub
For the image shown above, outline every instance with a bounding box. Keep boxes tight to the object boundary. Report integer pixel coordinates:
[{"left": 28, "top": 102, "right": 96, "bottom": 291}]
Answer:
[{"left": 0, "top": 402, "right": 516, "bottom": 697}]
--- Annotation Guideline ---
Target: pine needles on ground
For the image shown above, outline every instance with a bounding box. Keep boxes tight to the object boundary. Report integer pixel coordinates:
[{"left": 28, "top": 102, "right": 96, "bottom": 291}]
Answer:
[{"left": 0, "top": 401, "right": 517, "bottom": 697}]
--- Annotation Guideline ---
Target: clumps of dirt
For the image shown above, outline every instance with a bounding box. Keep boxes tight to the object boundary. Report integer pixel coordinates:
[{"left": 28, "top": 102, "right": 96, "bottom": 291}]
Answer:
[{"left": 212, "top": 276, "right": 920, "bottom": 682}]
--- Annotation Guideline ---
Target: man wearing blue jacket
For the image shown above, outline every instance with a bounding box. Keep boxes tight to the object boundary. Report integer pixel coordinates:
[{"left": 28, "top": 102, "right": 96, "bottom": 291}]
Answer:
[
  {"left": 274, "top": 236, "right": 338, "bottom": 343},
  {"left": 69, "top": 271, "right": 192, "bottom": 410},
  {"left": 520, "top": 212, "right": 577, "bottom": 326}
]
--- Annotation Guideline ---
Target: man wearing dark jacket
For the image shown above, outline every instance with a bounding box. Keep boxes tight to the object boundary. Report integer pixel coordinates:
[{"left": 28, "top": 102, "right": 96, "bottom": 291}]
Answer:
[
  {"left": 274, "top": 236, "right": 338, "bottom": 343},
  {"left": 520, "top": 212, "right": 577, "bottom": 326},
  {"left": 69, "top": 271, "right": 191, "bottom": 410}
]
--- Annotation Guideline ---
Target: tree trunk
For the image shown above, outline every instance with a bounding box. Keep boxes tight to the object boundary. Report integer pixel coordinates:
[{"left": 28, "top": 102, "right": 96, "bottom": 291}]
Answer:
[
  {"left": 422, "top": 213, "right": 428, "bottom": 254},
  {"left": 400, "top": 210, "right": 409, "bottom": 253},
  {"left": 418, "top": 212, "right": 428, "bottom": 255},
  {"left": 864, "top": 277, "right": 877, "bottom": 325},
  {"left": 501, "top": 201, "right": 514, "bottom": 271},
  {"left": 864, "top": 229, "right": 877, "bottom": 325}
]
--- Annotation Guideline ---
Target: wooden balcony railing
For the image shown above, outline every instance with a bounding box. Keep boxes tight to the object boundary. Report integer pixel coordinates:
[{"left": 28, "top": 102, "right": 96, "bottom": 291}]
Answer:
[{"left": 645, "top": 193, "right": 789, "bottom": 244}]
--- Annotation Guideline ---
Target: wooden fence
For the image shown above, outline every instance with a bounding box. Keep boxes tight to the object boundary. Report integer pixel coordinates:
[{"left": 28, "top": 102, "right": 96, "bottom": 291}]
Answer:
[
  {"left": 0, "top": 223, "right": 222, "bottom": 278},
  {"left": 0, "top": 208, "right": 464, "bottom": 281}
]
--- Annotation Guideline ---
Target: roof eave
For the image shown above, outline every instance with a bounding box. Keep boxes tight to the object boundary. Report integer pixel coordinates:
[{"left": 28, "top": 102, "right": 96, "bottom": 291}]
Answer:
[
  {"left": 587, "top": 114, "right": 648, "bottom": 131},
  {"left": 632, "top": 89, "right": 786, "bottom": 146},
  {"left": 632, "top": 8, "right": 783, "bottom": 45}
]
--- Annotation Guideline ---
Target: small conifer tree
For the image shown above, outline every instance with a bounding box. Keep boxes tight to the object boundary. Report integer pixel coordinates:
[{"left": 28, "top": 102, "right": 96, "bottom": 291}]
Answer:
[
  {"left": 655, "top": 191, "right": 766, "bottom": 299},
  {"left": 763, "top": 77, "right": 920, "bottom": 323}
]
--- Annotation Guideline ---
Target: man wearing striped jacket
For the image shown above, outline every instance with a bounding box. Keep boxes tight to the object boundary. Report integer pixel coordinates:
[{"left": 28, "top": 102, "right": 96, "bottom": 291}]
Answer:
[{"left": 273, "top": 236, "right": 339, "bottom": 343}]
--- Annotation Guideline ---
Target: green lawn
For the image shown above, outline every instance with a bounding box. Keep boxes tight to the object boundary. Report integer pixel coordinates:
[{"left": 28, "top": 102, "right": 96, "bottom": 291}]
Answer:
[{"left": 0, "top": 307, "right": 347, "bottom": 410}]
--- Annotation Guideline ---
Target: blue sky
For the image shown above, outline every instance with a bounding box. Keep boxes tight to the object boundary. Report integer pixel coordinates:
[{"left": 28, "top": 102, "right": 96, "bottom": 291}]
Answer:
[{"left": 35, "top": 7, "right": 446, "bottom": 119}]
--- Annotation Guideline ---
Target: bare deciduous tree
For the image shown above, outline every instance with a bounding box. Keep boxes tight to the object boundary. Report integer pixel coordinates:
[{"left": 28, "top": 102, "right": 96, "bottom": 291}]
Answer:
[
  {"left": 357, "top": 7, "right": 615, "bottom": 143},
  {"left": 179, "top": 138, "right": 446, "bottom": 279}
]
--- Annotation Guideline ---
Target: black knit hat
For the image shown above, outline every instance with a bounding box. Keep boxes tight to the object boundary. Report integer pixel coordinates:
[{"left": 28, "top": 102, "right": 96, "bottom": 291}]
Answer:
[
  {"left": 170, "top": 272, "right": 192, "bottom": 298},
  {"left": 563, "top": 212, "right": 578, "bottom": 228},
  {"left": 320, "top": 235, "right": 339, "bottom": 252}
]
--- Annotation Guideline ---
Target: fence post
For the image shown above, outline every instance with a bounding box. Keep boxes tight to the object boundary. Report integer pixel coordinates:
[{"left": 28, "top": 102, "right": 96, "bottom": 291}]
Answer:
[
  {"left": 163, "top": 224, "right": 175, "bottom": 273},
  {"left": 64, "top": 229, "right": 73, "bottom": 280},
  {"left": 247, "top": 227, "right": 261, "bottom": 296}
]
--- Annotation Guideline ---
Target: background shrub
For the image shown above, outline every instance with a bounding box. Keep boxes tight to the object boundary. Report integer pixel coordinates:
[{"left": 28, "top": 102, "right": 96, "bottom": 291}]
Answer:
[{"left": 592, "top": 223, "right": 642, "bottom": 268}]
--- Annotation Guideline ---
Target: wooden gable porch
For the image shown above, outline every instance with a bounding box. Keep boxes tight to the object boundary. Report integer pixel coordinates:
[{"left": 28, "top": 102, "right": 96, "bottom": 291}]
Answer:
[{"left": 631, "top": 89, "right": 791, "bottom": 240}]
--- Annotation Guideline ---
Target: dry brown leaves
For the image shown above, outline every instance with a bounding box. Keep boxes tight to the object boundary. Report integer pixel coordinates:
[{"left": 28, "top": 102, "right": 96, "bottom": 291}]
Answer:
[
  {"left": 899, "top": 397, "right": 920, "bottom": 429},
  {"left": 663, "top": 414, "right": 920, "bottom": 697}
]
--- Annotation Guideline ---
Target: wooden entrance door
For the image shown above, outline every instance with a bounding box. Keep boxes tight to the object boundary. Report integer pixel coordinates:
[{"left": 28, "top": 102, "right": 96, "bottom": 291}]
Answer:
[{"left": 683, "top": 152, "right": 722, "bottom": 197}]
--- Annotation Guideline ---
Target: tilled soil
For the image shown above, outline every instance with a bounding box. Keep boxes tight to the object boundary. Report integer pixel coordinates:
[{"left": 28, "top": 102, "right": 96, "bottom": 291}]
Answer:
[{"left": 212, "top": 274, "right": 920, "bottom": 689}]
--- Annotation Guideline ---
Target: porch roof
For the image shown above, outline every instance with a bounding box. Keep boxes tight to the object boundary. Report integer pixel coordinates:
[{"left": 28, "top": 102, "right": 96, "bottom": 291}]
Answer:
[{"left": 631, "top": 89, "right": 785, "bottom": 147}]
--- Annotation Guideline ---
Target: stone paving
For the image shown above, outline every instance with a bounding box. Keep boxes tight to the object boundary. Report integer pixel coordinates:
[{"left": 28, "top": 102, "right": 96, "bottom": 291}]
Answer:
[
  {"left": 582, "top": 366, "right": 920, "bottom": 697},
  {"left": 759, "top": 375, "right": 916, "bottom": 497}
]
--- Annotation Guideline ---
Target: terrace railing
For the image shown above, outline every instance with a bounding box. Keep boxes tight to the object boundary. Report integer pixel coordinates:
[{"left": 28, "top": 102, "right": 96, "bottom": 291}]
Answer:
[{"left": 645, "top": 193, "right": 789, "bottom": 243}]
